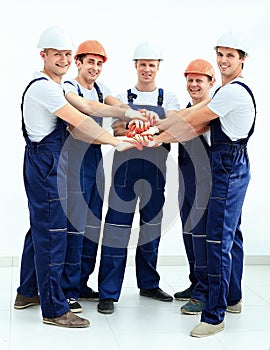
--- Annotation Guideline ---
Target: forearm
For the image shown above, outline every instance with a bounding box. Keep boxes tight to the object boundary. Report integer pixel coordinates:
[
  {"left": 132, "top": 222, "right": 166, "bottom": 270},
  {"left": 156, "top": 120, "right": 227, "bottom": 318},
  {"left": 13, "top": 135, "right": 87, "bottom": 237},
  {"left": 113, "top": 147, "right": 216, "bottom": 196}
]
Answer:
[{"left": 68, "top": 118, "right": 119, "bottom": 146}]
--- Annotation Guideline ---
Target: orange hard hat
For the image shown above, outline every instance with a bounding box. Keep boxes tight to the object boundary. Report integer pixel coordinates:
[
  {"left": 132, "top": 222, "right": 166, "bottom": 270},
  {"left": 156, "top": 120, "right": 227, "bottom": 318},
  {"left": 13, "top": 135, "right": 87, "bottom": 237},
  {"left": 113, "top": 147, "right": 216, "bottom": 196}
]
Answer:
[
  {"left": 184, "top": 59, "right": 215, "bottom": 80},
  {"left": 74, "top": 40, "right": 108, "bottom": 62}
]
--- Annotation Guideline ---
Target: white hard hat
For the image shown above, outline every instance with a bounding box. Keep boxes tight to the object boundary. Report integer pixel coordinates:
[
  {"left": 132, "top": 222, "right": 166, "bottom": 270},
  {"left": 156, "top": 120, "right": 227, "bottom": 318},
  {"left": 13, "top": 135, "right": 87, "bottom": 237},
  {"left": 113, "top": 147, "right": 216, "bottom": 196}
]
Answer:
[
  {"left": 214, "top": 31, "right": 249, "bottom": 56},
  {"left": 37, "top": 26, "right": 74, "bottom": 50},
  {"left": 133, "top": 41, "right": 163, "bottom": 60}
]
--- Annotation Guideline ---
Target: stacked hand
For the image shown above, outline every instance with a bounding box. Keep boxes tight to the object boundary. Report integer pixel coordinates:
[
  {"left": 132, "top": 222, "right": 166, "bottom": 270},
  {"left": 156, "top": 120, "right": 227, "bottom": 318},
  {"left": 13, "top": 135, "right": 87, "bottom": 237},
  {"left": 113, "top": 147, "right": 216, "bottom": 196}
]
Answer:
[{"left": 125, "top": 117, "right": 161, "bottom": 148}]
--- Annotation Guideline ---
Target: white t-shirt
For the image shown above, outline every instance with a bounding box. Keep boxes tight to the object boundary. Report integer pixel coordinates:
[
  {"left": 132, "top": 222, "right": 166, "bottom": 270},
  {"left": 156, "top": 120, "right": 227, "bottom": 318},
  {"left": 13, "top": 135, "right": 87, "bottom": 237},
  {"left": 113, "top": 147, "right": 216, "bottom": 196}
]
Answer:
[
  {"left": 23, "top": 72, "right": 68, "bottom": 142},
  {"left": 63, "top": 79, "right": 112, "bottom": 102},
  {"left": 112, "top": 86, "right": 180, "bottom": 125},
  {"left": 208, "top": 77, "right": 255, "bottom": 141}
]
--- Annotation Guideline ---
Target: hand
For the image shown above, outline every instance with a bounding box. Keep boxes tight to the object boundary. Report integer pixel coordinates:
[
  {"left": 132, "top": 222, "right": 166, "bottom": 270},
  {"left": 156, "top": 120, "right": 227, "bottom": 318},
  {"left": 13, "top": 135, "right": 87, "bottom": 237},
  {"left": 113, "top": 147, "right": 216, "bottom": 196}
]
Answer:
[
  {"left": 124, "top": 108, "right": 148, "bottom": 122},
  {"left": 115, "top": 136, "right": 143, "bottom": 151},
  {"left": 126, "top": 120, "right": 151, "bottom": 137},
  {"left": 143, "top": 110, "right": 160, "bottom": 126}
]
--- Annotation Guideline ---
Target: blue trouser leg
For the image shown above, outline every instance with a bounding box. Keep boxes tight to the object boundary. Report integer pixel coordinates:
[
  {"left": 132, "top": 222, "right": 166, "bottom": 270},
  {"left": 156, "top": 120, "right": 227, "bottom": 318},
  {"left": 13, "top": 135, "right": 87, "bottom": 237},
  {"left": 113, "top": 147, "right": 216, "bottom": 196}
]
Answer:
[
  {"left": 179, "top": 162, "right": 197, "bottom": 289},
  {"left": 98, "top": 182, "right": 136, "bottom": 301},
  {"left": 62, "top": 145, "right": 104, "bottom": 299},
  {"left": 22, "top": 149, "right": 69, "bottom": 318},
  {"left": 191, "top": 211, "right": 208, "bottom": 302},
  {"left": 227, "top": 221, "right": 243, "bottom": 305},
  {"left": 201, "top": 149, "right": 250, "bottom": 324},
  {"left": 17, "top": 229, "right": 39, "bottom": 297},
  {"left": 80, "top": 155, "right": 104, "bottom": 296},
  {"left": 135, "top": 186, "right": 164, "bottom": 289}
]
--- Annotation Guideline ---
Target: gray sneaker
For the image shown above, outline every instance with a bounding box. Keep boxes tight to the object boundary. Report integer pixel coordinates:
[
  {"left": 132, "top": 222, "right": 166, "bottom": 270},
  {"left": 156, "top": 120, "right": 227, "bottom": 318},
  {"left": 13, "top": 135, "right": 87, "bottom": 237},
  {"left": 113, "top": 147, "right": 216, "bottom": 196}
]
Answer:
[
  {"left": 43, "top": 311, "right": 90, "bottom": 328},
  {"left": 190, "top": 321, "right": 225, "bottom": 337},
  {"left": 14, "top": 293, "right": 40, "bottom": 309},
  {"left": 181, "top": 299, "right": 205, "bottom": 314},
  {"left": 226, "top": 300, "right": 242, "bottom": 313}
]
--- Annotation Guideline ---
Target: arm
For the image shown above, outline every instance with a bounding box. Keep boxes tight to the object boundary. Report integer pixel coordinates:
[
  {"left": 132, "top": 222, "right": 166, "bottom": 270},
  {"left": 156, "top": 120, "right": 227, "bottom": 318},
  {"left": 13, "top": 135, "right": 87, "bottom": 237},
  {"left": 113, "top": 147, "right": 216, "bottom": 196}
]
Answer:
[
  {"left": 65, "top": 91, "right": 146, "bottom": 122},
  {"left": 155, "top": 105, "right": 217, "bottom": 143},
  {"left": 55, "top": 103, "right": 142, "bottom": 150}
]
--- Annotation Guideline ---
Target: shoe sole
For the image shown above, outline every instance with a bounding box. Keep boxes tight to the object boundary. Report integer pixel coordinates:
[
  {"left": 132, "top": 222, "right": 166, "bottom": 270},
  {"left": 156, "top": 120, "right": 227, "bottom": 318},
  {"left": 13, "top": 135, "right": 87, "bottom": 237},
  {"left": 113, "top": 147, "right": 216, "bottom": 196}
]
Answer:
[
  {"left": 97, "top": 308, "right": 114, "bottom": 314},
  {"left": 181, "top": 306, "right": 202, "bottom": 315},
  {"left": 226, "top": 308, "right": 241, "bottom": 313},
  {"left": 181, "top": 309, "right": 202, "bottom": 315},
  {"left": 78, "top": 298, "right": 99, "bottom": 302},
  {"left": 174, "top": 297, "right": 190, "bottom": 301},
  {"left": 14, "top": 303, "right": 40, "bottom": 310},
  {"left": 69, "top": 308, "right": 82, "bottom": 313},
  {"left": 43, "top": 319, "right": 89, "bottom": 328},
  {"left": 140, "top": 293, "right": 173, "bottom": 302}
]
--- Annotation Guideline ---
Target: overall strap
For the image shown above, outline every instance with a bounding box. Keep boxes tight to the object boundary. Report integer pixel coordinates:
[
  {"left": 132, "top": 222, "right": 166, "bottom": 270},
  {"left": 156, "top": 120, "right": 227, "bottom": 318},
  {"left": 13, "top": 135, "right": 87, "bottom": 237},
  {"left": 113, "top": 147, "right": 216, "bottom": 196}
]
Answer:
[
  {"left": 157, "top": 88, "right": 164, "bottom": 106},
  {"left": 64, "top": 80, "right": 83, "bottom": 97},
  {"left": 94, "top": 82, "right": 103, "bottom": 103},
  {"left": 127, "top": 89, "right": 138, "bottom": 103}
]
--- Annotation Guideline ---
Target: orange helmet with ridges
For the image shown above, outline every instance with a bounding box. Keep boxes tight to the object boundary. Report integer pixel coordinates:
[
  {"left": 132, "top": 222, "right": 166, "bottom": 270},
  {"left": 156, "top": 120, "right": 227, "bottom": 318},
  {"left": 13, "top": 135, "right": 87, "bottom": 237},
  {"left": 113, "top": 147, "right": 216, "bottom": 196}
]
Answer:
[
  {"left": 184, "top": 59, "right": 215, "bottom": 81},
  {"left": 74, "top": 40, "right": 108, "bottom": 62}
]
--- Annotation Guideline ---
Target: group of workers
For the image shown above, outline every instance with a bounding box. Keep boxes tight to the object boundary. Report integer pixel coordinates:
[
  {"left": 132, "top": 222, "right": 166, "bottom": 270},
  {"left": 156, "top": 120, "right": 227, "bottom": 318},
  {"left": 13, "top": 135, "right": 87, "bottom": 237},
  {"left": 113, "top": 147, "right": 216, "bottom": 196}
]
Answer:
[{"left": 13, "top": 26, "right": 256, "bottom": 338}]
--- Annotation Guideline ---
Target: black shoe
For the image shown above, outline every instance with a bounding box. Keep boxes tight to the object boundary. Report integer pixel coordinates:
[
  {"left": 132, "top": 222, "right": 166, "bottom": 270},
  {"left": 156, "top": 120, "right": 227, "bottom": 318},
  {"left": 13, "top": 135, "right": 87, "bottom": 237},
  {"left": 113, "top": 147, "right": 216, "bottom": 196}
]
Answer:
[
  {"left": 79, "top": 289, "right": 99, "bottom": 302},
  {"left": 97, "top": 299, "right": 114, "bottom": 314},
  {"left": 174, "top": 286, "right": 192, "bottom": 301},
  {"left": 67, "top": 298, "right": 82, "bottom": 313},
  {"left": 140, "top": 288, "right": 173, "bottom": 302}
]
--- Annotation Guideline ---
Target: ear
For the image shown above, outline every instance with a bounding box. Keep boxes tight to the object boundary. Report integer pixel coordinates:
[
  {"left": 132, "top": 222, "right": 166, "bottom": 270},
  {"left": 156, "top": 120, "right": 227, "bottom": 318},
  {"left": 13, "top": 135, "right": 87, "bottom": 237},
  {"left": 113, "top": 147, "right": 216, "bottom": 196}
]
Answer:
[{"left": 40, "top": 51, "right": 46, "bottom": 61}]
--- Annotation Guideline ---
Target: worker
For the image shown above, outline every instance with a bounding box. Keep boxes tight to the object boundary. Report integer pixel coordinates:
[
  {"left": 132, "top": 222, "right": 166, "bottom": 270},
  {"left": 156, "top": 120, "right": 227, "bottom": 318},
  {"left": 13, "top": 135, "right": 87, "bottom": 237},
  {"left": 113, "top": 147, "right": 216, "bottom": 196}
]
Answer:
[
  {"left": 97, "top": 41, "right": 180, "bottom": 314},
  {"left": 154, "top": 31, "right": 256, "bottom": 337},
  {"left": 14, "top": 26, "right": 148, "bottom": 328}
]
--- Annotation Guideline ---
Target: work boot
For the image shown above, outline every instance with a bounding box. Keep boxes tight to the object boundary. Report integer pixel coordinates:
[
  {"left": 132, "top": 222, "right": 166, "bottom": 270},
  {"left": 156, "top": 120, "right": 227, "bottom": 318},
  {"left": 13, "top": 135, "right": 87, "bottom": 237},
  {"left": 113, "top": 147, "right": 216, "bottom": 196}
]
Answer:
[
  {"left": 14, "top": 293, "right": 40, "bottom": 309},
  {"left": 43, "top": 311, "right": 90, "bottom": 328}
]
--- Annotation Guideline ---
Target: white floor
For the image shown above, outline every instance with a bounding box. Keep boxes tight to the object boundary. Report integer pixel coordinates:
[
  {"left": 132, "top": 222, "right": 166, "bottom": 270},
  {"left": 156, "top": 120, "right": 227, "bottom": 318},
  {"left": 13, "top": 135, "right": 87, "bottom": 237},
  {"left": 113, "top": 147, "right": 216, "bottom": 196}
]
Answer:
[{"left": 1, "top": 263, "right": 270, "bottom": 350}]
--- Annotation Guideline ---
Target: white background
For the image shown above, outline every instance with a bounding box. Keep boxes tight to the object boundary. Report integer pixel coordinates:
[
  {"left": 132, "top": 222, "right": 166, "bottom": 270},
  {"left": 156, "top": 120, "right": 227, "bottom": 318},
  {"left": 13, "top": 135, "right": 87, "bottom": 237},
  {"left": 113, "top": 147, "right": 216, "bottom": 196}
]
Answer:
[{"left": 0, "top": 0, "right": 269, "bottom": 257}]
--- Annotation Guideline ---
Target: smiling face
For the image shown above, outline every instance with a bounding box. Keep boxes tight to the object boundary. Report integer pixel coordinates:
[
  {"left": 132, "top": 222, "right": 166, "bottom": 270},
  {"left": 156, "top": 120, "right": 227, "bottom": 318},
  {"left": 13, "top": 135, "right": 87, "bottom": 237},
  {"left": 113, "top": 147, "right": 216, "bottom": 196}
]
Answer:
[
  {"left": 40, "top": 48, "right": 72, "bottom": 82},
  {"left": 76, "top": 53, "right": 104, "bottom": 86},
  {"left": 216, "top": 46, "right": 246, "bottom": 84},
  {"left": 186, "top": 73, "right": 214, "bottom": 104}
]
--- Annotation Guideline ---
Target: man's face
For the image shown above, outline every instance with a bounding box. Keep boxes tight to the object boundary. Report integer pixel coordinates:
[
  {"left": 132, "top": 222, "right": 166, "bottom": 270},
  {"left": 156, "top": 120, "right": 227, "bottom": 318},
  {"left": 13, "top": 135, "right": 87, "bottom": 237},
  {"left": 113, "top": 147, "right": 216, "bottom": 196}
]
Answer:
[
  {"left": 216, "top": 47, "right": 245, "bottom": 78},
  {"left": 186, "top": 73, "right": 213, "bottom": 102},
  {"left": 76, "top": 54, "right": 104, "bottom": 83},
  {"left": 135, "top": 59, "right": 160, "bottom": 84},
  {"left": 41, "top": 49, "right": 72, "bottom": 77}
]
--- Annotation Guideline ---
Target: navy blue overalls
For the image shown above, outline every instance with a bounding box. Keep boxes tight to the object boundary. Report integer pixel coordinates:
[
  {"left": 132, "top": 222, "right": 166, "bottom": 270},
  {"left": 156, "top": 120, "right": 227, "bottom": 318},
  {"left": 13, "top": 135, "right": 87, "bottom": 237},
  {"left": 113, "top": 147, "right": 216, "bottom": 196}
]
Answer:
[
  {"left": 178, "top": 102, "right": 211, "bottom": 300},
  {"left": 61, "top": 81, "right": 105, "bottom": 299},
  {"left": 98, "top": 89, "right": 169, "bottom": 301},
  {"left": 201, "top": 81, "right": 256, "bottom": 324},
  {"left": 18, "top": 77, "right": 70, "bottom": 318}
]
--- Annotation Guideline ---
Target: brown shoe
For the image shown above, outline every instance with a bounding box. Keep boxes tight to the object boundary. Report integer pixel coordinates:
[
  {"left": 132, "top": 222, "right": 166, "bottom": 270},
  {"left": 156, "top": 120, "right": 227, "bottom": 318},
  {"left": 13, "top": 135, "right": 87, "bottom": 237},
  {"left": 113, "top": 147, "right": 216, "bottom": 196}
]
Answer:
[
  {"left": 43, "top": 311, "right": 90, "bottom": 328},
  {"left": 14, "top": 293, "right": 40, "bottom": 309}
]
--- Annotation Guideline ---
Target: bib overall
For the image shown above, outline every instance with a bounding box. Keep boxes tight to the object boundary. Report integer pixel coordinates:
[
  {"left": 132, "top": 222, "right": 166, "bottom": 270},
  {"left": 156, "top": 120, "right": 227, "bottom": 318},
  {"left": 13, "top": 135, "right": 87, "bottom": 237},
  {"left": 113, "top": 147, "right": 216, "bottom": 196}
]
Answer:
[
  {"left": 178, "top": 102, "right": 211, "bottom": 299},
  {"left": 98, "top": 89, "right": 169, "bottom": 301},
  {"left": 201, "top": 81, "right": 256, "bottom": 324},
  {"left": 61, "top": 82, "right": 105, "bottom": 299},
  {"left": 18, "top": 77, "right": 70, "bottom": 318}
]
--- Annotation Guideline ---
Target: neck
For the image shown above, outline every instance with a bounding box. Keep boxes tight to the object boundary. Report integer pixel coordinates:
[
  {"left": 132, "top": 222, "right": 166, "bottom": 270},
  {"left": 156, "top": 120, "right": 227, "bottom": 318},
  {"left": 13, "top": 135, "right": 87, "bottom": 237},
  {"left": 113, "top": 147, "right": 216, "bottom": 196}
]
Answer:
[
  {"left": 42, "top": 69, "right": 62, "bottom": 84},
  {"left": 76, "top": 76, "right": 94, "bottom": 90},
  {"left": 135, "top": 82, "right": 156, "bottom": 92},
  {"left": 222, "top": 70, "right": 243, "bottom": 86}
]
